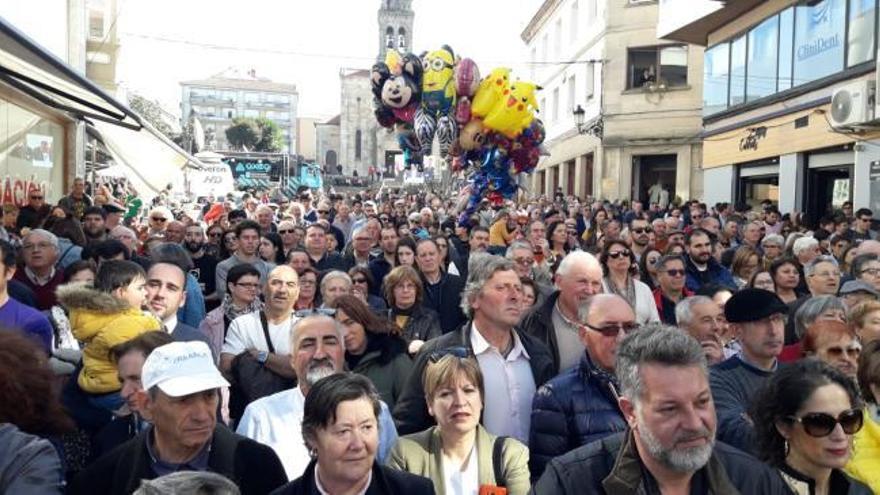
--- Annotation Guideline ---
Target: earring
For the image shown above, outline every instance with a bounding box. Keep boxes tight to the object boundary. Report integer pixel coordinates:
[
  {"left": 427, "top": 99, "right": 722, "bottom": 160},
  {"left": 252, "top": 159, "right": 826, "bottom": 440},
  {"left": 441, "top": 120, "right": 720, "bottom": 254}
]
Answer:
[{"left": 784, "top": 439, "right": 790, "bottom": 457}]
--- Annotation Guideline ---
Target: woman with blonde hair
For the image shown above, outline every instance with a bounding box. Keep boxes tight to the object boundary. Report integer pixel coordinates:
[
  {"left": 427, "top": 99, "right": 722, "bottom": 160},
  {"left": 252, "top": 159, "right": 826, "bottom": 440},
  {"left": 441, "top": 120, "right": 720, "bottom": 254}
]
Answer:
[{"left": 387, "top": 352, "right": 530, "bottom": 495}]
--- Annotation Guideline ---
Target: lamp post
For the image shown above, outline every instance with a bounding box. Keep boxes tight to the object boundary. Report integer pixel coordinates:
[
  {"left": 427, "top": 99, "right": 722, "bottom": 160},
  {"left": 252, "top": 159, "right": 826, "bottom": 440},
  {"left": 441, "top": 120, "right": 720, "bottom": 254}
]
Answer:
[
  {"left": 573, "top": 105, "right": 586, "bottom": 133},
  {"left": 572, "top": 104, "right": 603, "bottom": 138}
]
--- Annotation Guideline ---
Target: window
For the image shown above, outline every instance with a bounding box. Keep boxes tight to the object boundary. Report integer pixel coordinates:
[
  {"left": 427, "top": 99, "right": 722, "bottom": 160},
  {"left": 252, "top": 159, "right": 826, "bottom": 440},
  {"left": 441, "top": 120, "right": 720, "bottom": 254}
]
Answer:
[
  {"left": 585, "top": 63, "right": 595, "bottom": 99},
  {"left": 729, "top": 35, "right": 746, "bottom": 106},
  {"left": 570, "top": 1, "right": 578, "bottom": 43},
  {"left": 568, "top": 75, "right": 577, "bottom": 112},
  {"left": 355, "top": 130, "right": 362, "bottom": 160},
  {"left": 848, "top": 0, "right": 876, "bottom": 66},
  {"left": 552, "top": 88, "right": 559, "bottom": 122},
  {"left": 385, "top": 26, "right": 394, "bottom": 49},
  {"left": 554, "top": 19, "right": 563, "bottom": 57},
  {"left": 398, "top": 27, "right": 407, "bottom": 51},
  {"left": 747, "top": 15, "right": 779, "bottom": 101},
  {"left": 627, "top": 45, "right": 688, "bottom": 89},
  {"left": 793, "top": 0, "right": 845, "bottom": 85},
  {"left": 703, "top": 43, "right": 729, "bottom": 115},
  {"left": 778, "top": 8, "right": 794, "bottom": 91}
]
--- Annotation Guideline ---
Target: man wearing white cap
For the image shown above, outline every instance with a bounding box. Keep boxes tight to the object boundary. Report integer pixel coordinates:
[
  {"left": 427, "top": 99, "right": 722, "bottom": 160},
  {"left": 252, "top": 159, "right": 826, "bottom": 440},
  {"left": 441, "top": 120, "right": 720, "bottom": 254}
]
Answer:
[{"left": 69, "top": 341, "right": 287, "bottom": 495}]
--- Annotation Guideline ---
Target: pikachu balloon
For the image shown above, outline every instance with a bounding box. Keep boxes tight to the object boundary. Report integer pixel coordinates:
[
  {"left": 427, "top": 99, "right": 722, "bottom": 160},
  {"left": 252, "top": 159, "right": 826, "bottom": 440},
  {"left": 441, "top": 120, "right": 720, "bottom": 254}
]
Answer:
[
  {"left": 482, "top": 81, "right": 541, "bottom": 138},
  {"left": 471, "top": 67, "right": 511, "bottom": 118}
]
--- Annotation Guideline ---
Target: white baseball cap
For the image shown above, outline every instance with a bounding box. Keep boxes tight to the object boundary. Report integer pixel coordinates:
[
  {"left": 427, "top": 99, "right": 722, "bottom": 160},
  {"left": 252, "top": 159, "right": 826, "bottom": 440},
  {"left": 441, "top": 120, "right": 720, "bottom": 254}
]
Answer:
[{"left": 142, "top": 341, "right": 229, "bottom": 397}]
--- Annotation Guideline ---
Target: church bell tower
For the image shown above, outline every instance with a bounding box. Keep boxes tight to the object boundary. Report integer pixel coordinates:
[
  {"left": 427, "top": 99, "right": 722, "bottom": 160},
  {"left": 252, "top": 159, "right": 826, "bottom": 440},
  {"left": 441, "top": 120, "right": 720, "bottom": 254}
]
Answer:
[{"left": 377, "top": 0, "right": 414, "bottom": 61}]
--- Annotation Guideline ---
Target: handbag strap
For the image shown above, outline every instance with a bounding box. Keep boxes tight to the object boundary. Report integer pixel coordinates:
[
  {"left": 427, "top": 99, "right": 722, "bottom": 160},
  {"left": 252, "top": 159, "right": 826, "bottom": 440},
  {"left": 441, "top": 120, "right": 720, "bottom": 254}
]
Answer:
[
  {"left": 492, "top": 435, "right": 507, "bottom": 487},
  {"left": 259, "top": 311, "right": 275, "bottom": 354}
]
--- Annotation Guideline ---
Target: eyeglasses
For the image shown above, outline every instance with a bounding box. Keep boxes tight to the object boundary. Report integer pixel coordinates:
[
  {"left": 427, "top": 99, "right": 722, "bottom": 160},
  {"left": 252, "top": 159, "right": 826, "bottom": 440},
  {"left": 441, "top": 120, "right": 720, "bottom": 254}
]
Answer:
[
  {"left": 352, "top": 277, "right": 368, "bottom": 284},
  {"left": 224, "top": 237, "right": 237, "bottom": 244},
  {"left": 429, "top": 346, "right": 471, "bottom": 363},
  {"left": 860, "top": 268, "right": 880, "bottom": 277},
  {"left": 824, "top": 345, "right": 861, "bottom": 359},
  {"left": 582, "top": 321, "right": 639, "bottom": 337},
  {"left": 208, "top": 232, "right": 222, "bottom": 238},
  {"left": 235, "top": 282, "right": 260, "bottom": 289},
  {"left": 318, "top": 210, "right": 329, "bottom": 215},
  {"left": 22, "top": 242, "right": 54, "bottom": 251},
  {"left": 299, "top": 280, "right": 316, "bottom": 287},
  {"left": 295, "top": 308, "right": 336, "bottom": 318},
  {"left": 785, "top": 409, "right": 863, "bottom": 437},
  {"left": 428, "top": 58, "right": 454, "bottom": 71},
  {"left": 30, "top": 195, "right": 44, "bottom": 200},
  {"left": 380, "top": 216, "right": 390, "bottom": 222},
  {"left": 631, "top": 227, "right": 651, "bottom": 234},
  {"left": 279, "top": 229, "right": 295, "bottom": 234},
  {"left": 151, "top": 217, "right": 167, "bottom": 223},
  {"left": 607, "top": 250, "right": 630, "bottom": 259},
  {"left": 661, "top": 269, "right": 686, "bottom": 277},
  {"left": 514, "top": 256, "right": 535, "bottom": 266},
  {"left": 811, "top": 270, "right": 841, "bottom": 279}
]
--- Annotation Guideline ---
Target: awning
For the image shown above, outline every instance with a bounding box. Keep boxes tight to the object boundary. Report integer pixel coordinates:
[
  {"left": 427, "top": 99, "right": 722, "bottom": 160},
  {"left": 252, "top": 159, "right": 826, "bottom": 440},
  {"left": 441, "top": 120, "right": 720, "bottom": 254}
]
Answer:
[
  {"left": 88, "top": 119, "right": 205, "bottom": 196},
  {"left": 0, "top": 16, "right": 142, "bottom": 129}
]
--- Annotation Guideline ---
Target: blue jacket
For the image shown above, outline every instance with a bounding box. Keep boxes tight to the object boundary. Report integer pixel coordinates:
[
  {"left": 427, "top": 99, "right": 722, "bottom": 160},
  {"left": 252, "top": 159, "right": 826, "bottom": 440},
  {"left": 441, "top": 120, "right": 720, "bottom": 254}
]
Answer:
[
  {"left": 176, "top": 273, "right": 206, "bottom": 329},
  {"left": 529, "top": 351, "right": 627, "bottom": 480},
  {"left": 684, "top": 255, "right": 737, "bottom": 293}
]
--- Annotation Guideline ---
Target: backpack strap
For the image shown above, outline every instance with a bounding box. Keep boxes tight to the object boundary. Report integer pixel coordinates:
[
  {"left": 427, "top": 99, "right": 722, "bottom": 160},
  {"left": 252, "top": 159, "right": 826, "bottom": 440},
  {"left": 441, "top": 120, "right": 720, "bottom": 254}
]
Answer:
[
  {"left": 492, "top": 435, "right": 508, "bottom": 487},
  {"left": 259, "top": 311, "right": 275, "bottom": 353}
]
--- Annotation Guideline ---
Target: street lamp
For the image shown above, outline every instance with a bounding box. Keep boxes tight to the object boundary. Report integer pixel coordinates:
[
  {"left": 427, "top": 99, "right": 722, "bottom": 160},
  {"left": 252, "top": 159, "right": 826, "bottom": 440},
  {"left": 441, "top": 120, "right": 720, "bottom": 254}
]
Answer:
[
  {"left": 573, "top": 104, "right": 586, "bottom": 132},
  {"left": 572, "top": 104, "right": 603, "bottom": 138}
]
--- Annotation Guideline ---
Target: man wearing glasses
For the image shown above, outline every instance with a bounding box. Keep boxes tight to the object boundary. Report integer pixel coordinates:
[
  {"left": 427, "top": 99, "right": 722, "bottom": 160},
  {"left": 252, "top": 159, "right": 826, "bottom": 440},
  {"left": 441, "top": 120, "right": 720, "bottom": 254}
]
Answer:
[
  {"left": 653, "top": 255, "right": 694, "bottom": 325},
  {"left": 14, "top": 229, "right": 64, "bottom": 311},
  {"left": 628, "top": 218, "right": 651, "bottom": 262},
  {"left": 15, "top": 188, "right": 50, "bottom": 233},
  {"left": 851, "top": 208, "right": 875, "bottom": 242},
  {"left": 529, "top": 294, "right": 634, "bottom": 479},
  {"left": 710, "top": 288, "right": 788, "bottom": 455}
]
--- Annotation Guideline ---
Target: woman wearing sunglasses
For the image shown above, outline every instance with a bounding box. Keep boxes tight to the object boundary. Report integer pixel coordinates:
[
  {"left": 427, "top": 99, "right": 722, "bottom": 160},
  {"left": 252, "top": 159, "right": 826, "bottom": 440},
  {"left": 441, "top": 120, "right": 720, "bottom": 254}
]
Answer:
[
  {"left": 387, "top": 353, "right": 530, "bottom": 495},
  {"left": 599, "top": 240, "right": 659, "bottom": 325},
  {"left": 329, "top": 295, "right": 411, "bottom": 409},
  {"left": 752, "top": 359, "right": 870, "bottom": 495},
  {"left": 846, "top": 339, "right": 880, "bottom": 493},
  {"left": 801, "top": 320, "right": 861, "bottom": 380},
  {"left": 348, "top": 266, "right": 388, "bottom": 313}
]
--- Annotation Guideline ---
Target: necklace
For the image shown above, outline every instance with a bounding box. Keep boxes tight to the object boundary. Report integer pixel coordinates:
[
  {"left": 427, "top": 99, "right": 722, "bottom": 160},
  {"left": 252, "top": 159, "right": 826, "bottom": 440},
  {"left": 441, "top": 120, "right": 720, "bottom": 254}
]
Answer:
[{"left": 555, "top": 301, "right": 582, "bottom": 332}]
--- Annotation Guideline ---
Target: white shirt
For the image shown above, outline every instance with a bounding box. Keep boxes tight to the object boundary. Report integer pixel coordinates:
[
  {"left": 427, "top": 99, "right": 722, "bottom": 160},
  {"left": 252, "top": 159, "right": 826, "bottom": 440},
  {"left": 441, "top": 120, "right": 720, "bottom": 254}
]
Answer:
[
  {"left": 316, "top": 466, "right": 372, "bottom": 495},
  {"left": 163, "top": 315, "right": 178, "bottom": 334},
  {"left": 222, "top": 311, "right": 295, "bottom": 356},
  {"left": 469, "top": 323, "right": 536, "bottom": 444},
  {"left": 442, "top": 445, "right": 479, "bottom": 495}
]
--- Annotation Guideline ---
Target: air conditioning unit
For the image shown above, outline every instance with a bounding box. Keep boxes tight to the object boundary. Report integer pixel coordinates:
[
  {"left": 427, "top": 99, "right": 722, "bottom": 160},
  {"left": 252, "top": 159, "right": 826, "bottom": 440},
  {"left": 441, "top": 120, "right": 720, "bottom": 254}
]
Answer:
[{"left": 830, "top": 80, "right": 874, "bottom": 128}]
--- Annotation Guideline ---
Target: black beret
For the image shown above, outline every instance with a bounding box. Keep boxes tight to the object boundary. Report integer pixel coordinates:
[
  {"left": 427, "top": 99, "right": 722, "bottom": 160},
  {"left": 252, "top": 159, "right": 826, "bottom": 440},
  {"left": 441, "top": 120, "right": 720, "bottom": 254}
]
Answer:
[{"left": 724, "top": 288, "right": 789, "bottom": 323}]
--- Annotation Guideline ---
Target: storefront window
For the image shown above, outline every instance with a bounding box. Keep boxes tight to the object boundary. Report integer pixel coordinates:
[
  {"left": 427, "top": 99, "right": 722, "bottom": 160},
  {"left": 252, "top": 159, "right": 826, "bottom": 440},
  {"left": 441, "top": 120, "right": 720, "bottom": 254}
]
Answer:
[
  {"left": 793, "top": 0, "right": 845, "bottom": 85},
  {"left": 778, "top": 8, "right": 794, "bottom": 91},
  {"left": 740, "top": 175, "right": 779, "bottom": 210},
  {"left": 730, "top": 35, "right": 747, "bottom": 106},
  {"left": 848, "top": 0, "right": 877, "bottom": 66},
  {"left": 747, "top": 15, "right": 779, "bottom": 102},
  {"left": 703, "top": 43, "right": 729, "bottom": 116},
  {"left": 0, "top": 98, "right": 65, "bottom": 206}
]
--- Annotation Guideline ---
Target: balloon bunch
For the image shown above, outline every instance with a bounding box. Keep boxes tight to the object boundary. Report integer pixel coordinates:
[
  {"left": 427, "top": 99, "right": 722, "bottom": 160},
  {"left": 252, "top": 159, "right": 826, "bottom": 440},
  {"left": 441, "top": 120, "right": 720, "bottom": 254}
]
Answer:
[{"left": 370, "top": 47, "right": 544, "bottom": 222}]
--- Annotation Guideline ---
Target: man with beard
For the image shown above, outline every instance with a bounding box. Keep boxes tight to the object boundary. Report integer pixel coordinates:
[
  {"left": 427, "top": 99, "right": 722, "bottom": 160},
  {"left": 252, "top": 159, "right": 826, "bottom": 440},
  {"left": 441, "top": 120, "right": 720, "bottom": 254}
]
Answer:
[
  {"left": 683, "top": 228, "right": 736, "bottom": 292},
  {"left": 235, "top": 312, "right": 399, "bottom": 480},
  {"left": 184, "top": 225, "right": 218, "bottom": 309},
  {"left": 82, "top": 206, "right": 108, "bottom": 244},
  {"left": 447, "top": 226, "right": 489, "bottom": 280},
  {"left": 532, "top": 325, "right": 790, "bottom": 494},
  {"left": 368, "top": 226, "right": 398, "bottom": 294},
  {"left": 628, "top": 218, "right": 651, "bottom": 262},
  {"left": 710, "top": 288, "right": 788, "bottom": 455}
]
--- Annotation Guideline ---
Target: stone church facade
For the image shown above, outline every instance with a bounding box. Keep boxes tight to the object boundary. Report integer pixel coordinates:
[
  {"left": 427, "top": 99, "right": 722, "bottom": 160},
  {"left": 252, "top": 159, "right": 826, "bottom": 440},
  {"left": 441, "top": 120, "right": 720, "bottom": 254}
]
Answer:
[{"left": 318, "top": 0, "right": 413, "bottom": 178}]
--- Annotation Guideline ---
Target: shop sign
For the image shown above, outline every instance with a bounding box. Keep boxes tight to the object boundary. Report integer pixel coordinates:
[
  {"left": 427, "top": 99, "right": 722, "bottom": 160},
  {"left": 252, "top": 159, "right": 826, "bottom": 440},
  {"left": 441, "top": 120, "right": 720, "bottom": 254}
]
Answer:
[
  {"left": 1, "top": 175, "right": 48, "bottom": 208},
  {"left": 739, "top": 126, "right": 768, "bottom": 151}
]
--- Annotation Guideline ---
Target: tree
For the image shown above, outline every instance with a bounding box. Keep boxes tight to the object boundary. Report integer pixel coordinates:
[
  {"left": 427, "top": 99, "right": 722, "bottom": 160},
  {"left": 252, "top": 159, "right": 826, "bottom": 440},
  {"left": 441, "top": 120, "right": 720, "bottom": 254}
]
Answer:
[
  {"left": 254, "top": 118, "right": 283, "bottom": 152},
  {"left": 225, "top": 118, "right": 260, "bottom": 151},
  {"left": 128, "top": 94, "right": 176, "bottom": 138}
]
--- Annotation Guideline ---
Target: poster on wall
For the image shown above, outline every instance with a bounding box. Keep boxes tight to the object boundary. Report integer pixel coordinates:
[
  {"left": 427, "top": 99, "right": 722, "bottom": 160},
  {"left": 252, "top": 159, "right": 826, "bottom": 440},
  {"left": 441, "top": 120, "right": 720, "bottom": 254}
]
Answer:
[{"left": 25, "top": 134, "right": 54, "bottom": 169}]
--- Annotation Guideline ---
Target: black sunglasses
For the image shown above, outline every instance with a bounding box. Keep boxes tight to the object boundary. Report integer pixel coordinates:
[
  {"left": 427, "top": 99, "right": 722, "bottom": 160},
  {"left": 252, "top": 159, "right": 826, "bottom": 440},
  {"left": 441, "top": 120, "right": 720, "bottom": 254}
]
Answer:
[
  {"left": 429, "top": 346, "right": 471, "bottom": 363},
  {"left": 151, "top": 217, "right": 167, "bottom": 223},
  {"left": 208, "top": 232, "right": 222, "bottom": 237},
  {"left": 607, "top": 249, "right": 630, "bottom": 259},
  {"left": 279, "top": 229, "right": 295, "bottom": 234},
  {"left": 352, "top": 277, "right": 368, "bottom": 284},
  {"left": 582, "top": 321, "right": 639, "bottom": 338},
  {"left": 785, "top": 409, "right": 863, "bottom": 437},
  {"left": 662, "top": 269, "right": 686, "bottom": 277},
  {"left": 295, "top": 308, "right": 336, "bottom": 318},
  {"left": 631, "top": 227, "right": 651, "bottom": 234},
  {"left": 318, "top": 210, "right": 330, "bottom": 214}
]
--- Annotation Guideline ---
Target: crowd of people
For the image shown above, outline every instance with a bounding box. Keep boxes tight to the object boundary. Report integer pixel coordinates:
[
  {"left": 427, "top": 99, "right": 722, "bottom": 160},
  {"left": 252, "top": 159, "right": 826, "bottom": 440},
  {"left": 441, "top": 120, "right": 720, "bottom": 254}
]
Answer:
[{"left": 1, "top": 178, "right": 880, "bottom": 495}]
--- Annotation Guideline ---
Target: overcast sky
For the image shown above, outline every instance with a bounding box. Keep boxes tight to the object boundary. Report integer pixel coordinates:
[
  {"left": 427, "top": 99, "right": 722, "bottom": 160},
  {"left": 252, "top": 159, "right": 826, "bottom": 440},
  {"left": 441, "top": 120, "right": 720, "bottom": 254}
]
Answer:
[{"left": 115, "top": 0, "right": 544, "bottom": 121}]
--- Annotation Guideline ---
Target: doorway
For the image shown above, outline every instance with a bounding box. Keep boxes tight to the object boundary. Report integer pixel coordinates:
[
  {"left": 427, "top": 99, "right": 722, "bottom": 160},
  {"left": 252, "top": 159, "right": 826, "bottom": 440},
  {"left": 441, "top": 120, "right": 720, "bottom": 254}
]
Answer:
[
  {"left": 632, "top": 154, "right": 677, "bottom": 204},
  {"left": 806, "top": 165, "right": 851, "bottom": 226},
  {"left": 384, "top": 150, "right": 401, "bottom": 178}
]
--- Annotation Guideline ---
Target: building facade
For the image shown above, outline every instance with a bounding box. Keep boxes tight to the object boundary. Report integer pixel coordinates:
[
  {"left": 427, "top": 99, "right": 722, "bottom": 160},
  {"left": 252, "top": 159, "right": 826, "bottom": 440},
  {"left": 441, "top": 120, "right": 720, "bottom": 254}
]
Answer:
[
  {"left": 523, "top": 0, "right": 704, "bottom": 204},
  {"left": 180, "top": 68, "right": 299, "bottom": 153},
  {"left": 659, "top": 0, "right": 880, "bottom": 222}
]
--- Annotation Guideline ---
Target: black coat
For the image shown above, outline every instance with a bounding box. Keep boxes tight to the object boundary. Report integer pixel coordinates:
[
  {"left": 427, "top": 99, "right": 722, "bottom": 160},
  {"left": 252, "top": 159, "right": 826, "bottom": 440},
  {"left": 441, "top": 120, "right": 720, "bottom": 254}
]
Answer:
[
  {"left": 271, "top": 459, "right": 434, "bottom": 495},
  {"left": 419, "top": 273, "right": 466, "bottom": 333},
  {"left": 391, "top": 304, "right": 442, "bottom": 343},
  {"left": 519, "top": 291, "right": 562, "bottom": 372},
  {"left": 69, "top": 425, "right": 287, "bottom": 495},
  {"left": 392, "top": 322, "right": 556, "bottom": 435}
]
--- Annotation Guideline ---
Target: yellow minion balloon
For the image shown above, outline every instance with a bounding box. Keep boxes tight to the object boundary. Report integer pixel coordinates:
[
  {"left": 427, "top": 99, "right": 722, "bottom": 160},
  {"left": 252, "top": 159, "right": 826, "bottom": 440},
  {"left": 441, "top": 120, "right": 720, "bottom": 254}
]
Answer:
[
  {"left": 421, "top": 45, "right": 456, "bottom": 115},
  {"left": 483, "top": 80, "right": 541, "bottom": 138},
  {"left": 471, "top": 67, "right": 511, "bottom": 118}
]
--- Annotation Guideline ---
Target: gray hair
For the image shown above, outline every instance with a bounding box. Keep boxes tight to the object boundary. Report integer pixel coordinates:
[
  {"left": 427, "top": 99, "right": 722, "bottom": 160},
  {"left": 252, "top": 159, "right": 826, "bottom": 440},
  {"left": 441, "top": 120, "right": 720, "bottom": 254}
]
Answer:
[
  {"left": 290, "top": 313, "right": 345, "bottom": 353},
  {"left": 461, "top": 253, "right": 517, "bottom": 318},
  {"left": 319, "top": 270, "right": 352, "bottom": 295},
  {"left": 109, "top": 225, "right": 136, "bottom": 240},
  {"left": 761, "top": 233, "right": 784, "bottom": 247},
  {"left": 784, "top": 232, "right": 806, "bottom": 254},
  {"left": 351, "top": 225, "right": 369, "bottom": 239},
  {"left": 556, "top": 250, "right": 601, "bottom": 277},
  {"left": 792, "top": 236, "right": 818, "bottom": 256},
  {"left": 25, "top": 229, "right": 59, "bottom": 251},
  {"left": 851, "top": 253, "right": 879, "bottom": 278},
  {"left": 616, "top": 324, "right": 708, "bottom": 403},
  {"left": 655, "top": 254, "right": 685, "bottom": 272},
  {"left": 675, "top": 296, "right": 715, "bottom": 328},
  {"left": 793, "top": 295, "right": 846, "bottom": 339},
  {"left": 804, "top": 255, "right": 839, "bottom": 278},
  {"left": 133, "top": 471, "right": 240, "bottom": 495},
  {"left": 505, "top": 240, "right": 533, "bottom": 258}
]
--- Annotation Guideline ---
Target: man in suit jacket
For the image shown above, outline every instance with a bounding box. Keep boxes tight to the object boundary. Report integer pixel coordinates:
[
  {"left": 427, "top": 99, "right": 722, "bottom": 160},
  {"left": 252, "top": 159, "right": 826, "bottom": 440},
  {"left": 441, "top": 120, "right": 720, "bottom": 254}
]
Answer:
[{"left": 145, "top": 262, "right": 212, "bottom": 354}]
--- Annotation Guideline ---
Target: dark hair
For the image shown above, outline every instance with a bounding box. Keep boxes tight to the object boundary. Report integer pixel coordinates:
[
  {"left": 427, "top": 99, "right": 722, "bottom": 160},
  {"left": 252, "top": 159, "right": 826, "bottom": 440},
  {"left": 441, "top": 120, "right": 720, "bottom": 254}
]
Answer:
[
  {"left": 0, "top": 330, "right": 74, "bottom": 436},
  {"left": 330, "top": 294, "right": 405, "bottom": 350},
  {"left": 750, "top": 359, "right": 862, "bottom": 467},
  {"left": 347, "top": 266, "right": 376, "bottom": 293},
  {"left": 654, "top": 254, "right": 685, "bottom": 272},
  {"left": 95, "top": 259, "right": 146, "bottom": 293},
  {"left": 306, "top": 223, "right": 328, "bottom": 235},
  {"left": 546, "top": 220, "right": 569, "bottom": 252},
  {"left": 599, "top": 239, "right": 636, "bottom": 275},
  {"left": 110, "top": 330, "right": 173, "bottom": 363},
  {"left": 394, "top": 236, "right": 417, "bottom": 265},
  {"left": 234, "top": 220, "right": 261, "bottom": 238},
  {"left": 63, "top": 259, "right": 98, "bottom": 283},
  {"left": 42, "top": 215, "right": 87, "bottom": 247},
  {"left": 219, "top": 229, "right": 237, "bottom": 259},
  {"left": 84, "top": 239, "right": 130, "bottom": 263},
  {"left": 469, "top": 226, "right": 489, "bottom": 238},
  {"left": 226, "top": 263, "right": 261, "bottom": 293},
  {"left": 850, "top": 253, "right": 879, "bottom": 279},
  {"left": 150, "top": 242, "right": 195, "bottom": 272},
  {"left": 637, "top": 246, "right": 662, "bottom": 288},
  {"left": 0, "top": 239, "right": 16, "bottom": 269},
  {"left": 858, "top": 339, "right": 880, "bottom": 405},
  {"left": 685, "top": 227, "right": 711, "bottom": 246},
  {"left": 769, "top": 257, "right": 801, "bottom": 282},
  {"left": 227, "top": 209, "right": 247, "bottom": 221},
  {"left": 301, "top": 373, "right": 381, "bottom": 451},
  {"left": 694, "top": 283, "right": 732, "bottom": 300},
  {"left": 856, "top": 207, "right": 873, "bottom": 219},
  {"left": 261, "top": 233, "right": 286, "bottom": 264},
  {"left": 83, "top": 205, "right": 107, "bottom": 220}
]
